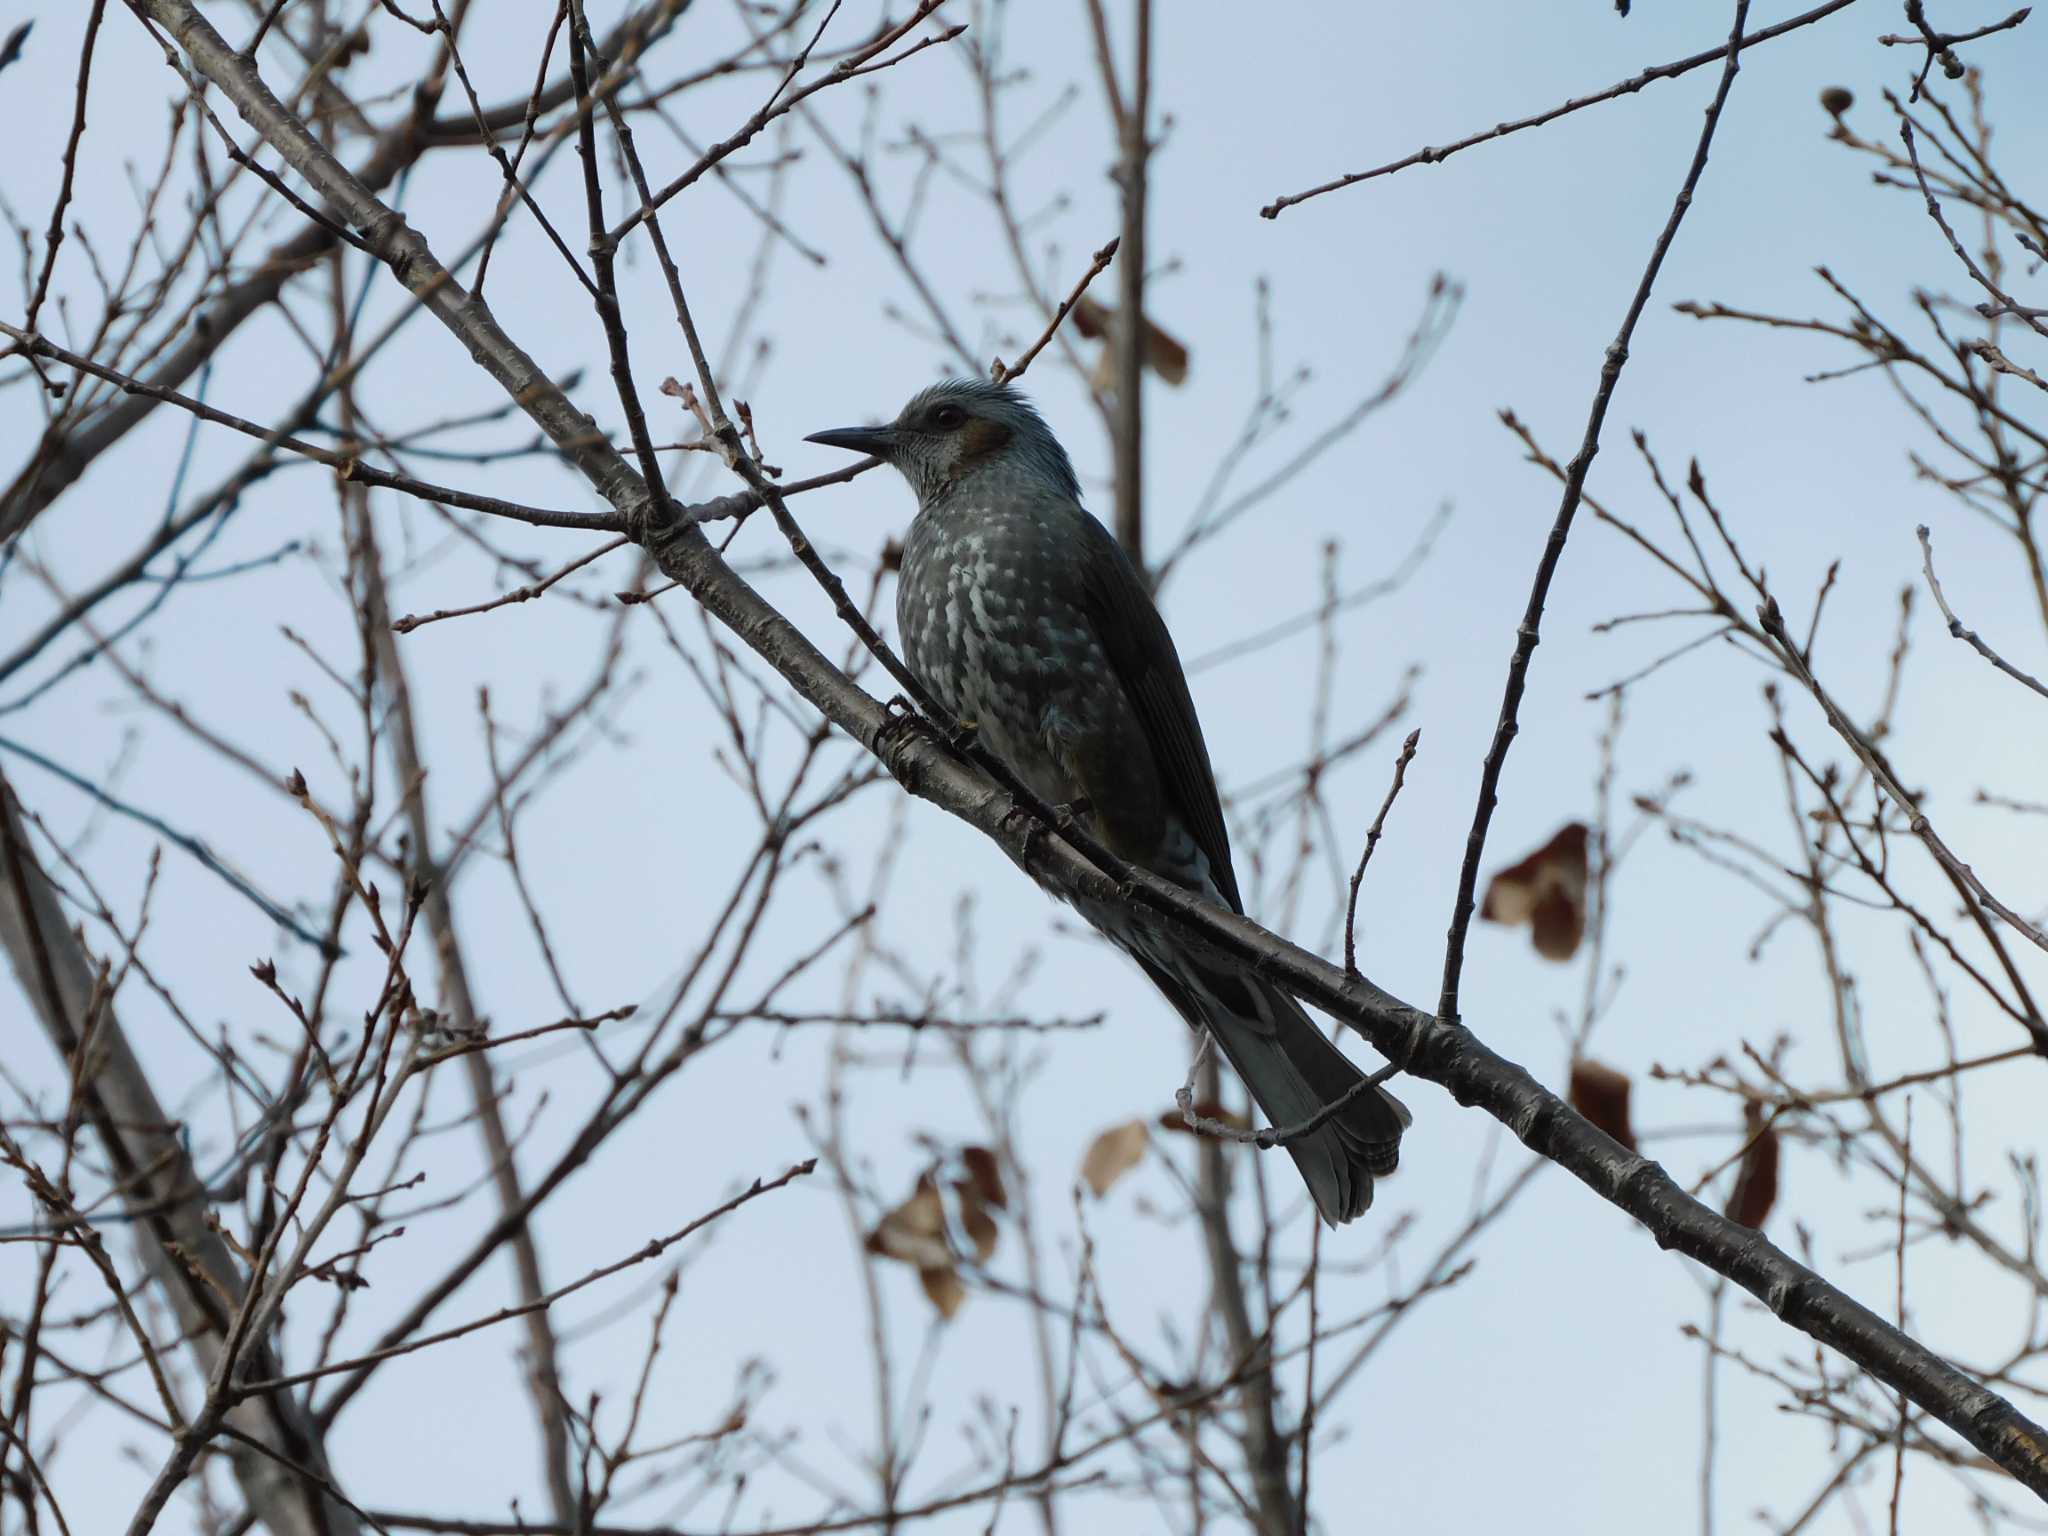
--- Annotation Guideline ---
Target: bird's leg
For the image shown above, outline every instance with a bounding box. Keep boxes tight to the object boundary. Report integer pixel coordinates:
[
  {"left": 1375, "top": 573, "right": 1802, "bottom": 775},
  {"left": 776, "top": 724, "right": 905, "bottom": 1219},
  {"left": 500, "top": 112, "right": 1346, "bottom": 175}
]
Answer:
[
  {"left": 882, "top": 693, "right": 980, "bottom": 754},
  {"left": 1000, "top": 798, "right": 1047, "bottom": 868},
  {"left": 874, "top": 696, "right": 954, "bottom": 775},
  {"left": 875, "top": 695, "right": 921, "bottom": 752},
  {"left": 1000, "top": 796, "right": 1094, "bottom": 876}
]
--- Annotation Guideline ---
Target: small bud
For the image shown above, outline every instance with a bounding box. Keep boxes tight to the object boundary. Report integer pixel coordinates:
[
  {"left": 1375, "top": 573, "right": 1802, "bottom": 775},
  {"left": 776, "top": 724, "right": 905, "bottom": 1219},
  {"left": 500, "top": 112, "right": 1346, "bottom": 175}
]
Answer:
[
  {"left": 284, "top": 768, "right": 308, "bottom": 798},
  {"left": 251, "top": 958, "right": 277, "bottom": 986},
  {"left": 1819, "top": 86, "right": 1853, "bottom": 118}
]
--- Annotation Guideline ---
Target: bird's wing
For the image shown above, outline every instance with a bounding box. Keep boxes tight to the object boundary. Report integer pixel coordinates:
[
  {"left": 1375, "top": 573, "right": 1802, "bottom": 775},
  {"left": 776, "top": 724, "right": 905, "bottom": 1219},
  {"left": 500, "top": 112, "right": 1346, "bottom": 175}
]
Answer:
[{"left": 1071, "top": 508, "right": 1244, "bottom": 914}]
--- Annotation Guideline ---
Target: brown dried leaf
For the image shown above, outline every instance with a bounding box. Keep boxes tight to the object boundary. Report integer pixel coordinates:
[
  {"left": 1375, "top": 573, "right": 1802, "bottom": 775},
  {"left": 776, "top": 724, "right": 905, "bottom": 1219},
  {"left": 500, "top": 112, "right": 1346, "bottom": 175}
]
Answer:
[
  {"left": 1528, "top": 887, "right": 1582, "bottom": 961},
  {"left": 1725, "top": 1105, "right": 1780, "bottom": 1230},
  {"left": 1071, "top": 295, "right": 1111, "bottom": 340},
  {"left": 1481, "top": 822, "right": 1590, "bottom": 961},
  {"left": 918, "top": 1266, "right": 967, "bottom": 1320},
  {"left": 1140, "top": 317, "right": 1190, "bottom": 386},
  {"left": 956, "top": 1200, "right": 1000, "bottom": 1267},
  {"left": 1088, "top": 346, "right": 1117, "bottom": 398},
  {"left": 1155, "top": 1100, "right": 1252, "bottom": 1137},
  {"left": 1080, "top": 1120, "right": 1150, "bottom": 1197},
  {"left": 958, "top": 1145, "right": 1008, "bottom": 1217},
  {"left": 1568, "top": 1059, "right": 1636, "bottom": 1152},
  {"left": 863, "top": 1147, "right": 1006, "bottom": 1317},
  {"left": 864, "top": 1182, "right": 953, "bottom": 1271},
  {"left": 1072, "top": 296, "right": 1190, "bottom": 386}
]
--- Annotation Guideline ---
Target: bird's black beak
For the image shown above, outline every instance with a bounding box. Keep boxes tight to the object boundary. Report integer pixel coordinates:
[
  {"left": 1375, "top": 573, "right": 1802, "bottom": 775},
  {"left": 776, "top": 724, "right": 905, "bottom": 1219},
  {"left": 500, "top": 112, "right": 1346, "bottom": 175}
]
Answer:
[{"left": 804, "top": 424, "right": 896, "bottom": 458}]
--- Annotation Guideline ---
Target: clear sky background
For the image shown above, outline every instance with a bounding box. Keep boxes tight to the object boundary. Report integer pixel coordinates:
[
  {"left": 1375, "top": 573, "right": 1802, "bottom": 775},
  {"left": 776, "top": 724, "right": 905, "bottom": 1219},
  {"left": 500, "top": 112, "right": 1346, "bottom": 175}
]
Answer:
[{"left": 4, "top": 1, "right": 2047, "bottom": 1531}]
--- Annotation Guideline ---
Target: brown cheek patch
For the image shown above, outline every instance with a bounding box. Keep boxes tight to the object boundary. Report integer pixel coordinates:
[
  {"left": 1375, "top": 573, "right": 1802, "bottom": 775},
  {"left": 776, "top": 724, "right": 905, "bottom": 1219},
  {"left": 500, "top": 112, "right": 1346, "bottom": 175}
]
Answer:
[{"left": 958, "top": 416, "right": 1013, "bottom": 463}]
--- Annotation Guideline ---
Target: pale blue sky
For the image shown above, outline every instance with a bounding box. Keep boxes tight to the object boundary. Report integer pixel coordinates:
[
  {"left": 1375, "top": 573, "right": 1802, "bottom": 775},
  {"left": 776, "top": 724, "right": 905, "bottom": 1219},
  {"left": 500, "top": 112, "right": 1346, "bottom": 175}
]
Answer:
[{"left": 4, "top": 1, "right": 2046, "bottom": 1531}]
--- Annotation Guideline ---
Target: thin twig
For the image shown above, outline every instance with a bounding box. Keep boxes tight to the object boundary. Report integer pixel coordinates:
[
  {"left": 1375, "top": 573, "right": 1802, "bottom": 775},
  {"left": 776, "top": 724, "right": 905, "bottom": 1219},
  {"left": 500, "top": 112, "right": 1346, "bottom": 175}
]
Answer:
[
  {"left": 1343, "top": 729, "right": 1420, "bottom": 975},
  {"left": 236, "top": 1160, "right": 815, "bottom": 1395},
  {"left": 1916, "top": 524, "right": 2048, "bottom": 699},
  {"left": 24, "top": 0, "right": 109, "bottom": 337},
  {"left": 1437, "top": 0, "right": 1754, "bottom": 1025},
  {"left": 1755, "top": 597, "right": 2048, "bottom": 957},
  {"left": 393, "top": 537, "right": 629, "bottom": 632},
  {"left": 1260, "top": 0, "right": 1850, "bottom": 218},
  {"left": 0, "top": 322, "right": 628, "bottom": 532},
  {"left": 1889, "top": 1100, "right": 1914, "bottom": 1534},
  {"left": 991, "top": 236, "right": 1117, "bottom": 384},
  {"left": 1878, "top": 1, "right": 2030, "bottom": 101}
]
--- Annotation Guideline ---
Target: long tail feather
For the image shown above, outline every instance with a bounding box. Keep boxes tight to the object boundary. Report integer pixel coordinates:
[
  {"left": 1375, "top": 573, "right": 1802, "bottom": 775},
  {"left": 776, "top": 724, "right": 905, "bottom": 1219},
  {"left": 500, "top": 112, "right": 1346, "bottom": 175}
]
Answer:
[
  {"left": 1204, "top": 982, "right": 1408, "bottom": 1223},
  {"left": 1130, "top": 946, "right": 1407, "bottom": 1224}
]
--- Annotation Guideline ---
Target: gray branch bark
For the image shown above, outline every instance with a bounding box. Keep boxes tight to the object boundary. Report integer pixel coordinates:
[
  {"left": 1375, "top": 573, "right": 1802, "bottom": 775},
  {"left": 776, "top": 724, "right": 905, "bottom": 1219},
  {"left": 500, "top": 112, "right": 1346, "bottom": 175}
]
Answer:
[{"left": 1194, "top": 1055, "right": 1299, "bottom": 1535}]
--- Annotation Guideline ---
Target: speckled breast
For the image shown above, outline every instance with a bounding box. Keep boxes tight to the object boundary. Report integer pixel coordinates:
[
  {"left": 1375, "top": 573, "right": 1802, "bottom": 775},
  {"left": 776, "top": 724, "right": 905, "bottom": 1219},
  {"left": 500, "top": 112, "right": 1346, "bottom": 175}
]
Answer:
[{"left": 897, "top": 499, "right": 1057, "bottom": 756}]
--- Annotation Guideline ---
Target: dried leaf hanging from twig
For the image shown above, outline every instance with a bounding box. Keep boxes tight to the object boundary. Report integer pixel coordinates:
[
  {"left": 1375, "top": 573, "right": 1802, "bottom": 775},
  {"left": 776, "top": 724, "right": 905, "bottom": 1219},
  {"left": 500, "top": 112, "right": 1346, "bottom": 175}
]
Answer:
[
  {"left": 1725, "top": 1104, "right": 1780, "bottom": 1231},
  {"left": 1073, "top": 296, "right": 1190, "bottom": 387},
  {"left": 1481, "top": 822, "right": 1591, "bottom": 960},
  {"left": 1079, "top": 1119, "right": 1150, "bottom": 1196},
  {"left": 865, "top": 1146, "right": 1006, "bottom": 1319},
  {"left": 1568, "top": 1059, "right": 1636, "bottom": 1151}
]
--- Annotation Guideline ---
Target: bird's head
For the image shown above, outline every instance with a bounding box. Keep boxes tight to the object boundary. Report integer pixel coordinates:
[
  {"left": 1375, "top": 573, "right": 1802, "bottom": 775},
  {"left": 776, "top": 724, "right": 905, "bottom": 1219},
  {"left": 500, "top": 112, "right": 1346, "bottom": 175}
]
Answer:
[{"left": 805, "top": 378, "right": 1081, "bottom": 507}]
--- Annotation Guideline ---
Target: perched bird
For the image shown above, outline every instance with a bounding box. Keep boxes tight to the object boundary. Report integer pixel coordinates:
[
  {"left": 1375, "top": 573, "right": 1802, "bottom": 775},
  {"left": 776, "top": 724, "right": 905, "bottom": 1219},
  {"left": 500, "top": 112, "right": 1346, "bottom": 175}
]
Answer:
[{"left": 807, "top": 379, "right": 1410, "bottom": 1222}]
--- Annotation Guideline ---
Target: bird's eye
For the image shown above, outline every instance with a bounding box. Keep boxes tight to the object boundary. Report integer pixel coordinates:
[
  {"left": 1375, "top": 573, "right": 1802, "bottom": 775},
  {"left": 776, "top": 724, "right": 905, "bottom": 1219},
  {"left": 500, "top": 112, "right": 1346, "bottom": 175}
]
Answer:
[{"left": 930, "top": 404, "right": 967, "bottom": 430}]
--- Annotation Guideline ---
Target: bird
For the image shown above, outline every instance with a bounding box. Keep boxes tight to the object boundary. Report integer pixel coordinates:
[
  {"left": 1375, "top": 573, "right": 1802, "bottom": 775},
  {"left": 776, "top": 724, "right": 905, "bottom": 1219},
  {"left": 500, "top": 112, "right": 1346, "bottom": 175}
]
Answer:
[{"left": 806, "top": 378, "right": 1410, "bottom": 1223}]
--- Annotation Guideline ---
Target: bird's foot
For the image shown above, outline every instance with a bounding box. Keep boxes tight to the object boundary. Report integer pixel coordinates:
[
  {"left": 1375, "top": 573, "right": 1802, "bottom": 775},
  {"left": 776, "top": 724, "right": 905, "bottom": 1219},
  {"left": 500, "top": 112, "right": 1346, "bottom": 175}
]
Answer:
[
  {"left": 1001, "top": 796, "right": 1093, "bottom": 873},
  {"left": 1000, "top": 797, "right": 1050, "bottom": 867},
  {"left": 876, "top": 695, "right": 935, "bottom": 762},
  {"left": 882, "top": 695, "right": 979, "bottom": 754}
]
